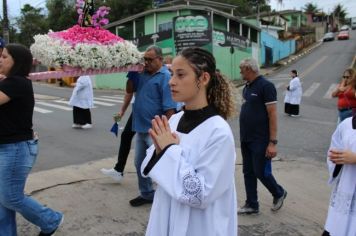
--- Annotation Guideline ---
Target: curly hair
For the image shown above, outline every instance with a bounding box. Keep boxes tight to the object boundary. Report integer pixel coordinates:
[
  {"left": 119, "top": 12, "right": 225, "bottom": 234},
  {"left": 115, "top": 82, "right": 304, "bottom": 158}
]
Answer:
[{"left": 179, "top": 47, "right": 236, "bottom": 119}]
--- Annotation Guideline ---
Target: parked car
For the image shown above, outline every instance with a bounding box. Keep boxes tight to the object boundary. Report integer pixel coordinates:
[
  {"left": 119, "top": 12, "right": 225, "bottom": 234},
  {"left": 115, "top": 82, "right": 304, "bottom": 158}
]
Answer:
[
  {"left": 337, "top": 30, "right": 349, "bottom": 40},
  {"left": 340, "top": 25, "right": 350, "bottom": 31},
  {"left": 323, "top": 32, "right": 335, "bottom": 42}
]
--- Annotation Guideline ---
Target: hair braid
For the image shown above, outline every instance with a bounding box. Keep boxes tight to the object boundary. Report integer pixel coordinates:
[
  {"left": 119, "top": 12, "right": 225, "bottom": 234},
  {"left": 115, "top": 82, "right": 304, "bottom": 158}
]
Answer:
[{"left": 180, "top": 47, "right": 236, "bottom": 119}]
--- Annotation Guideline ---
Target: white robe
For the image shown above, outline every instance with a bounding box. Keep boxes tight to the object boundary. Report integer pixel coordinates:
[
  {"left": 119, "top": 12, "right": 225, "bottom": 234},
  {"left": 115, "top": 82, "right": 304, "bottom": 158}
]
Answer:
[
  {"left": 324, "top": 117, "right": 356, "bottom": 236},
  {"left": 284, "top": 77, "right": 302, "bottom": 105},
  {"left": 141, "top": 112, "right": 237, "bottom": 236},
  {"left": 69, "top": 75, "right": 94, "bottom": 109}
]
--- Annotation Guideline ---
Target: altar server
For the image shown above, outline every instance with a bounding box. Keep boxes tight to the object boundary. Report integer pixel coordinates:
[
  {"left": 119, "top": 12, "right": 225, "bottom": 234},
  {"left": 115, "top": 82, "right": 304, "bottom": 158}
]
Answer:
[{"left": 141, "top": 47, "right": 237, "bottom": 236}]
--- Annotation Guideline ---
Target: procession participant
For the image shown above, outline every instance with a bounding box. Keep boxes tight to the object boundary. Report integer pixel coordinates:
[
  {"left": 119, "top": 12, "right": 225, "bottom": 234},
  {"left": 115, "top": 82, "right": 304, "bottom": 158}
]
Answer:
[
  {"left": 284, "top": 69, "right": 302, "bottom": 117},
  {"left": 141, "top": 47, "right": 237, "bottom": 235}
]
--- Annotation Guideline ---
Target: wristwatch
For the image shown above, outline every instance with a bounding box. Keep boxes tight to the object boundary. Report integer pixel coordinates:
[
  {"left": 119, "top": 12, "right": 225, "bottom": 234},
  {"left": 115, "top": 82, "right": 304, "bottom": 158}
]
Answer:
[{"left": 269, "top": 139, "right": 278, "bottom": 145}]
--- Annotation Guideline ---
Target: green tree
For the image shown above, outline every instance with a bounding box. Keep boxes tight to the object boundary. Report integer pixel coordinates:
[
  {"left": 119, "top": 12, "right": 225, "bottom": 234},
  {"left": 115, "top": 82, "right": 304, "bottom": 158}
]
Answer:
[
  {"left": 16, "top": 4, "right": 48, "bottom": 47},
  {"left": 303, "top": 2, "right": 319, "bottom": 14},
  {"left": 46, "top": 0, "right": 77, "bottom": 31},
  {"left": 97, "top": 0, "right": 152, "bottom": 23},
  {"left": 333, "top": 3, "right": 347, "bottom": 24}
]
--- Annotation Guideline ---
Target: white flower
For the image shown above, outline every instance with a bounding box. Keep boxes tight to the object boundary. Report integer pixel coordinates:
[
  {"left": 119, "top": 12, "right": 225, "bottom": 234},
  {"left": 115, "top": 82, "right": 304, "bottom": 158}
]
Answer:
[{"left": 30, "top": 34, "right": 142, "bottom": 70}]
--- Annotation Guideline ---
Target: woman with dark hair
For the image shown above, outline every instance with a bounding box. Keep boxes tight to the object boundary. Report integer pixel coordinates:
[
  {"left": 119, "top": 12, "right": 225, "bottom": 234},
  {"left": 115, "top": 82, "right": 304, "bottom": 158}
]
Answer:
[
  {"left": 141, "top": 47, "right": 237, "bottom": 235},
  {"left": 0, "top": 44, "right": 63, "bottom": 236},
  {"left": 284, "top": 69, "right": 302, "bottom": 117}
]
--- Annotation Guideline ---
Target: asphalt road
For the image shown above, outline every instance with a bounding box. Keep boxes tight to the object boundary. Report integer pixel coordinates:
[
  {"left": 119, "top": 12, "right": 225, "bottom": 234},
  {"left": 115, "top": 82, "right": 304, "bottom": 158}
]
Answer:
[{"left": 32, "top": 30, "right": 356, "bottom": 172}]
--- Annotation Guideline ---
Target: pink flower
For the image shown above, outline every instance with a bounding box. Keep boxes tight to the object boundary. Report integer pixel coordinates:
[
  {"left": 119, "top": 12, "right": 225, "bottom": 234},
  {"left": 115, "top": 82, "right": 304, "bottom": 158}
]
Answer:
[{"left": 49, "top": 25, "right": 124, "bottom": 46}]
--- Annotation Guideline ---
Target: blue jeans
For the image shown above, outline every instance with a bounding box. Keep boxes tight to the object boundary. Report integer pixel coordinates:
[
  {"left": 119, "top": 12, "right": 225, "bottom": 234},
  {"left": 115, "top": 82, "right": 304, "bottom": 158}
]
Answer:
[
  {"left": 338, "top": 109, "right": 353, "bottom": 122},
  {"left": 241, "top": 141, "right": 284, "bottom": 209},
  {"left": 0, "top": 140, "right": 63, "bottom": 236},
  {"left": 135, "top": 133, "right": 154, "bottom": 200}
]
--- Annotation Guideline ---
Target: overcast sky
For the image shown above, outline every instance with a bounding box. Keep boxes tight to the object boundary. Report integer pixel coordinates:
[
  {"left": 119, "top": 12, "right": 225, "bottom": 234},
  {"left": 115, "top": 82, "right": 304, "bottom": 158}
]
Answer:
[
  {"left": 270, "top": 0, "right": 356, "bottom": 17},
  {"left": 2, "top": 0, "right": 356, "bottom": 19}
]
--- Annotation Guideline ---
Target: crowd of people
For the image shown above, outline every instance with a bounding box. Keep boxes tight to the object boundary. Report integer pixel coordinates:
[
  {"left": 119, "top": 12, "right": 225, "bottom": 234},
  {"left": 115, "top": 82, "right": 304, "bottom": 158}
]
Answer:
[{"left": 1, "top": 40, "right": 355, "bottom": 235}]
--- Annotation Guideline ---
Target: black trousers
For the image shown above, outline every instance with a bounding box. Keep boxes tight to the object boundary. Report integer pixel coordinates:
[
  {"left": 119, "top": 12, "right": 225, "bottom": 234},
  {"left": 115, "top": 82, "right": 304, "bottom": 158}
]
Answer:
[
  {"left": 73, "top": 106, "right": 92, "bottom": 125},
  {"left": 284, "top": 103, "right": 299, "bottom": 115},
  {"left": 114, "top": 113, "right": 136, "bottom": 173}
]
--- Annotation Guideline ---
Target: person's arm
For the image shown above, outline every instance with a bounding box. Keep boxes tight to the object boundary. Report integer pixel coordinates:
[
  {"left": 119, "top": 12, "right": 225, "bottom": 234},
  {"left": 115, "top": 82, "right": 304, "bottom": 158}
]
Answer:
[
  {"left": 118, "top": 79, "right": 134, "bottom": 117},
  {"left": 143, "top": 118, "right": 236, "bottom": 209},
  {"left": 266, "top": 103, "right": 277, "bottom": 159},
  {"left": 0, "top": 90, "right": 10, "bottom": 105},
  {"left": 332, "top": 80, "right": 347, "bottom": 97},
  {"left": 329, "top": 149, "right": 356, "bottom": 164}
]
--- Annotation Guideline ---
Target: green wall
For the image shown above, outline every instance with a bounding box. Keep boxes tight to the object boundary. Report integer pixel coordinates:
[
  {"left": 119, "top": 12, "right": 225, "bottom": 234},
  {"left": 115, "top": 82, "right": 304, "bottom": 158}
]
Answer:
[
  {"left": 96, "top": 9, "right": 257, "bottom": 88},
  {"left": 213, "top": 44, "right": 252, "bottom": 81}
]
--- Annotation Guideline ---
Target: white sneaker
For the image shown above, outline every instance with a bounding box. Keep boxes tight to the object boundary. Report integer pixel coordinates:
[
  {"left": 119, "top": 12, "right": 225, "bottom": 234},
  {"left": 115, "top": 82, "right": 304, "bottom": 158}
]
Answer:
[
  {"left": 81, "top": 124, "right": 92, "bottom": 129},
  {"left": 72, "top": 124, "right": 82, "bottom": 129},
  {"left": 100, "top": 168, "right": 123, "bottom": 182}
]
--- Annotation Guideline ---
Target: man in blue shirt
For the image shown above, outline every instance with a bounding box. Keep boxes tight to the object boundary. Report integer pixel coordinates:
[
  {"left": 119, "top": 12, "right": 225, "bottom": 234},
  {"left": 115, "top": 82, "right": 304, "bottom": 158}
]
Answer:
[
  {"left": 238, "top": 58, "right": 287, "bottom": 214},
  {"left": 130, "top": 45, "right": 176, "bottom": 207}
]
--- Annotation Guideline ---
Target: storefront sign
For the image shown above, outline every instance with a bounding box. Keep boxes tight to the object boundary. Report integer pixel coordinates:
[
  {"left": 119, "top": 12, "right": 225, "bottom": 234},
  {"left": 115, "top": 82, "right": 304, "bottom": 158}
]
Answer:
[{"left": 173, "top": 15, "right": 212, "bottom": 53}]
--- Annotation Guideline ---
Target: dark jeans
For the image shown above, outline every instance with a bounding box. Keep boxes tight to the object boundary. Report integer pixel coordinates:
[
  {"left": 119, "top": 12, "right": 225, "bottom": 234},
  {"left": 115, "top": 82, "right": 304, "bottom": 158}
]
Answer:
[
  {"left": 241, "top": 141, "right": 284, "bottom": 209},
  {"left": 114, "top": 113, "right": 135, "bottom": 173},
  {"left": 73, "top": 106, "right": 91, "bottom": 125}
]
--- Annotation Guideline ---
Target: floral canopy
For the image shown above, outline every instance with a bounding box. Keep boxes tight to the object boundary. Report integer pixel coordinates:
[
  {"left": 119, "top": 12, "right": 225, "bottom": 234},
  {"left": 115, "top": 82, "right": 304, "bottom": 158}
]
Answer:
[{"left": 29, "top": 0, "right": 142, "bottom": 80}]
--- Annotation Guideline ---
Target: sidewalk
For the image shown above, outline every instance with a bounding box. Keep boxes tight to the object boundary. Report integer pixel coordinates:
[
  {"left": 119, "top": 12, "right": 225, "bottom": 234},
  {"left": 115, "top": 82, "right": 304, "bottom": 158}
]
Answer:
[{"left": 18, "top": 149, "right": 330, "bottom": 236}]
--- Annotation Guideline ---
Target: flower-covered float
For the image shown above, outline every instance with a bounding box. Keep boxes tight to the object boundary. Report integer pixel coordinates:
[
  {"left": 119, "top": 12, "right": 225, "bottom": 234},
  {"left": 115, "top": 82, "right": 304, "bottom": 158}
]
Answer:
[{"left": 29, "top": 0, "right": 143, "bottom": 80}]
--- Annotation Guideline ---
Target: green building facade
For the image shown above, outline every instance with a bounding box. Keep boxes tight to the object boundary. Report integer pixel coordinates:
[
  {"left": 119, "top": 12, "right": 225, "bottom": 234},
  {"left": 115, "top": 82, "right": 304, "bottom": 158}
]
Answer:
[{"left": 94, "top": 3, "right": 260, "bottom": 89}]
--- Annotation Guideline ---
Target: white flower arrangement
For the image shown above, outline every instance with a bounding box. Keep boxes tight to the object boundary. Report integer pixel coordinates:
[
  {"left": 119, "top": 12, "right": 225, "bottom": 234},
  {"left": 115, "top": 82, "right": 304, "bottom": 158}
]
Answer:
[{"left": 30, "top": 33, "right": 142, "bottom": 70}]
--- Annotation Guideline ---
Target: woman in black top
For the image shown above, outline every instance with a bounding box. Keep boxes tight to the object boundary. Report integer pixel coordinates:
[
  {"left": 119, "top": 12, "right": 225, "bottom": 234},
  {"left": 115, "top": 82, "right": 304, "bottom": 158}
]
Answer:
[{"left": 0, "top": 44, "right": 63, "bottom": 236}]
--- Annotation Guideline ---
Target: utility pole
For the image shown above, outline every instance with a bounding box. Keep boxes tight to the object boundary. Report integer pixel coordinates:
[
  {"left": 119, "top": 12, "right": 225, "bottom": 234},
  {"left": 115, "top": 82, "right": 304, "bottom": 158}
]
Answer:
[{"left": 2, "top": 0, "right": 10, "bottom": 43}]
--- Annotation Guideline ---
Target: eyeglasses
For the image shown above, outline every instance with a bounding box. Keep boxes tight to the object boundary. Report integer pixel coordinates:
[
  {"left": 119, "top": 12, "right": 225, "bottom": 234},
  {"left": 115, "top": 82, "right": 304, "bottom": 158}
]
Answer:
[
  {"left": 343, "top": 76, "right": 350, "bottom": 79},
  {"left": 143, "top": 56, "right": 159, "bottom": 63}
]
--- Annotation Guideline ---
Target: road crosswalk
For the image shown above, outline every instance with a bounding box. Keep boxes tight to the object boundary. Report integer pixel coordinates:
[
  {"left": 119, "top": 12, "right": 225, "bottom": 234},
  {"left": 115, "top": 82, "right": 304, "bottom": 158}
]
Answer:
[
  {"left": 35, "top": 77, "right": 339, "bottom": 114},
  {"left": 270, "top": 74, "right": 338, "bottom": 99},
  {"left": 34, "top": 94, "right": 125, "bottom": 114}
]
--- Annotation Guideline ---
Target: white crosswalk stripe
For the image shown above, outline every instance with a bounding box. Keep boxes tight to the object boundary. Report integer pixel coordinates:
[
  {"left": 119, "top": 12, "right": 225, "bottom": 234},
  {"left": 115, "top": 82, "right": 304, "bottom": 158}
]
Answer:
[
  {"left": 36, "top": 101, "right": 73, "bottom": 111},
  {"left": 34, "top": 95, "right": 124, "bottom": 114},
  {"left": 274, "top": 81, "right": 339, "bottom": 100},
  {"left": 34, "top": 106, "right": 53, "bottom": 114},
  {"left": 303, "top": 82, "right": 320, "bottom": 97},
  {"left": 54, "top": 100, "right": 98, "bottom": 108},
  {"left": 275, "top": 82, "right": 286, "bottom": 89},
  {"left": 323, "top": 83, "right": 338, "bottom": 99},
  {"left": 94, "top": 97, "right": 123, "bottom": 103},
  {"left": 93, "top": 100, "right": 115, "bottom": 106}
]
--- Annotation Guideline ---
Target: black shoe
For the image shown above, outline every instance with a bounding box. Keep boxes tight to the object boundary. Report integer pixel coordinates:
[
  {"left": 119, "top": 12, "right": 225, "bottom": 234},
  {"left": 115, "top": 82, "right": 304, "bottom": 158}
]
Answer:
[
  {"left": 271, "top": 190, "right": 287, "bottom": 211},
  {"left": 129, "top": 196, "right": 153, "bottom": 207},
  {"left": 39, "top": 215, "right": 64, "bottom": 236}
]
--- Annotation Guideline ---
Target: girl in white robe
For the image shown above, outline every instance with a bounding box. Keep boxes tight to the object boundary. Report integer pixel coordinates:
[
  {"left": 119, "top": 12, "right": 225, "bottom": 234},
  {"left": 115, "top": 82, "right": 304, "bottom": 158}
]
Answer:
[
  {"left": 141, "top": 47, "right": 237, "bottom": 236},
  {"left": 323, "top": 115, "right": 356, "bottom": 236},
  {"left": 284, "top": 70, "right": 302, "bottom": 116}
]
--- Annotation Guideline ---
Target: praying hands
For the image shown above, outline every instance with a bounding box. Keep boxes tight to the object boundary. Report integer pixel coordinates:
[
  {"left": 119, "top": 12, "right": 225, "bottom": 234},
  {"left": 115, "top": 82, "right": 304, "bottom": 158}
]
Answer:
[{"left": 149, "top": 115, "right": 179, "bottom": 155}]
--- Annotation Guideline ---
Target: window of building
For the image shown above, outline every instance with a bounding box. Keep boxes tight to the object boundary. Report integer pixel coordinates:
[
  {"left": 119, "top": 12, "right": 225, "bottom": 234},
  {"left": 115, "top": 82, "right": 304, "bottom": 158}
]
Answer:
[
  {"left": 135, "top": 17, "right": 145, "bottom": 37},
  {"left": 250, "top": 29, "right": 258, "bottom": 43},
  {"left": 242, "top": 24, "right": 249, "bottom": 38},
  {"left": 116, "top": 21, "right": 133, "bottom": 40},
  {"left": 230, "top": 20, "right": 240, "bottom": 35},
  {"left": 158, "top": 22, "right": 173, "bottom": 32}
]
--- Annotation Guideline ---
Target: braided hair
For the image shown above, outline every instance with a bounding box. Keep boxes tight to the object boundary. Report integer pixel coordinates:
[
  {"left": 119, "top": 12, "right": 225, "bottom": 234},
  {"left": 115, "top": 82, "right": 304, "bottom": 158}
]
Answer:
[{"left": 179, "top": 47, "right": 236, "bottom": 119}]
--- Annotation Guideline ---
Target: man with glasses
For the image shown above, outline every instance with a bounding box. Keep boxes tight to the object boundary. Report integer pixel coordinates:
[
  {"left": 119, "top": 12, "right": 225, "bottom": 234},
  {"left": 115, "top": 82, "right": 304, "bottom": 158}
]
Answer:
[{"left": 129, "top": 45, "right": 177, "bottom": 207}]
